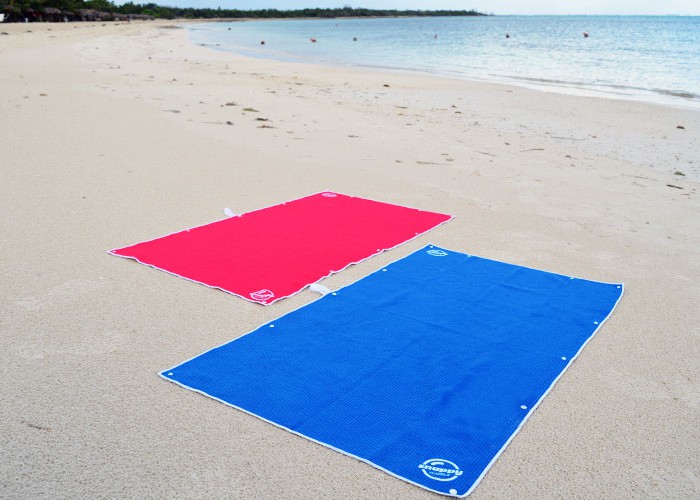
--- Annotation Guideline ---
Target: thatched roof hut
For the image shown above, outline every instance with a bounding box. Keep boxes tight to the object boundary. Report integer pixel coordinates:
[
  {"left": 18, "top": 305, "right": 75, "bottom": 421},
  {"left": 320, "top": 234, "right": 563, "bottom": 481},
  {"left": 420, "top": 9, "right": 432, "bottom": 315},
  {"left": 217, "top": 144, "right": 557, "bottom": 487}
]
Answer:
[
  {"left": 2, "top": 4, "right": 20, "bottom": 22},
  {"left": 130, "top": 14, "right": 155, "bottom": 21},
  {"left": 77, "top": 9, "right": 98, "bottom": 21},
  {"left": 43, "top": 7, "right": 62, "bottom": 22}
]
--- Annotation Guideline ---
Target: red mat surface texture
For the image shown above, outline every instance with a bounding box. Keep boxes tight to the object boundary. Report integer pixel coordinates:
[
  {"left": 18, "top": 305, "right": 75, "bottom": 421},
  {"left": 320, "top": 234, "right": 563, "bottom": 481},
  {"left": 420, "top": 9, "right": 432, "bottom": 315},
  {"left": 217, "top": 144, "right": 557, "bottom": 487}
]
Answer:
[{"left": 110, "top": 192, "right": 452, "bottom": 304}]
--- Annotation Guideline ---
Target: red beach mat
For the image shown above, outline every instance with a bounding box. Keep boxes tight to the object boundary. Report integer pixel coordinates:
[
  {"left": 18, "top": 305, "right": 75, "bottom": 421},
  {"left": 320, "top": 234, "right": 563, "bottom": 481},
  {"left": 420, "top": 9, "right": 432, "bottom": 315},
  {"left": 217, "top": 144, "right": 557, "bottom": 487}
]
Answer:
[{"left": 109, "top": 192, "right": 452, "bottom": 305}]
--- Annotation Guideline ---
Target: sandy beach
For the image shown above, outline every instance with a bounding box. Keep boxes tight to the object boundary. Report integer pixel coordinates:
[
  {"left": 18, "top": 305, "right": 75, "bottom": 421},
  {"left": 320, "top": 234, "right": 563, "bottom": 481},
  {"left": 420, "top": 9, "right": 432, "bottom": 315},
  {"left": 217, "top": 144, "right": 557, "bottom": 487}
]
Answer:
[{"left": 1, "top": 20, "right": 698, "bottom": 498}]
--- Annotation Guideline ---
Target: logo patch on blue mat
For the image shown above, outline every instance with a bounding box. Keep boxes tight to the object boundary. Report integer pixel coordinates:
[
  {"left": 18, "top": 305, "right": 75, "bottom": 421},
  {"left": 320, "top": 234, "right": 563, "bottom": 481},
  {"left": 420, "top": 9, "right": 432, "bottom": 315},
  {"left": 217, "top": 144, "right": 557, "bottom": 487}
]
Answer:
[
  {"left": 427, "top": 249, "right": 448, "bottom": 257},
  {"left": 418, "top": 458, "right": 463, "bottom": 481}
]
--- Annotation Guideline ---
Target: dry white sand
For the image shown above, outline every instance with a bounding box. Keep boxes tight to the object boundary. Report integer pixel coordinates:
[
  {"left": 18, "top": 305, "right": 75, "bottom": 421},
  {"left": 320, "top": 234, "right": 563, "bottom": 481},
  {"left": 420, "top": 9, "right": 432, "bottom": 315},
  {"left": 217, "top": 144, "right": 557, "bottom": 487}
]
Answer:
[{"left": 1, "top": 21, "right": 698, "bottom": 499}]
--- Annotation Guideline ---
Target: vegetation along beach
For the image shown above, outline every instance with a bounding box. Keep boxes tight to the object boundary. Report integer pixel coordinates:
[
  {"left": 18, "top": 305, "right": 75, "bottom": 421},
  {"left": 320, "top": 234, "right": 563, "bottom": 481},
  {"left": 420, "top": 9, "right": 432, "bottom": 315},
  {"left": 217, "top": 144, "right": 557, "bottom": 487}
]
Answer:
[{"left": 1, "top": 1, "right": 698, "bottom": 498}]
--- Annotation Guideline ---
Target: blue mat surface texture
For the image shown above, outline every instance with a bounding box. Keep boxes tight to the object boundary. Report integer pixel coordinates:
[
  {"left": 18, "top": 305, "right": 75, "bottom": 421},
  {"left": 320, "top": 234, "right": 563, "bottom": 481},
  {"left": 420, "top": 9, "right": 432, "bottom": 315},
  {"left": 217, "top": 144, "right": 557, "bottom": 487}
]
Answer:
[{"left": 161, "top": 245, "right": 623, "bottom": 497}]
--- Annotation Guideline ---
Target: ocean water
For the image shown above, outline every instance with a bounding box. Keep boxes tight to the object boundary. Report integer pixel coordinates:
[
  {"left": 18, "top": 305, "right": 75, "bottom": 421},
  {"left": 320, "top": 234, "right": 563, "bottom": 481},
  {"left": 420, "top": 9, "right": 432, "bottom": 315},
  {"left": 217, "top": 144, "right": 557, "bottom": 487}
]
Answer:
[{"left": 189, "top": 16, "right": 700, "bottom": 108}]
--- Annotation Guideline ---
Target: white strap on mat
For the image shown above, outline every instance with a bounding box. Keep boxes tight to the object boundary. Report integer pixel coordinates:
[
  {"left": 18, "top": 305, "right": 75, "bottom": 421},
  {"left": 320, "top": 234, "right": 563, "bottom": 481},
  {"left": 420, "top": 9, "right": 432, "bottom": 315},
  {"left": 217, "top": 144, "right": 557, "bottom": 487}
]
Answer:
[{"left": 309, "top": 284, "right": 332, "bottom": 295}]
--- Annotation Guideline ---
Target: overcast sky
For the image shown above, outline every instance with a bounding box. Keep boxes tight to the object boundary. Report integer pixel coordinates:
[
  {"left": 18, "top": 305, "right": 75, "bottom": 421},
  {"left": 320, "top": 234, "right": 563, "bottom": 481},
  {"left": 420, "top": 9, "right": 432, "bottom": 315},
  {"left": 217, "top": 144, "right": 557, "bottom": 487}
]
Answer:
[{"left": 150, "top": 1, "right": 700, "bottom": 15}]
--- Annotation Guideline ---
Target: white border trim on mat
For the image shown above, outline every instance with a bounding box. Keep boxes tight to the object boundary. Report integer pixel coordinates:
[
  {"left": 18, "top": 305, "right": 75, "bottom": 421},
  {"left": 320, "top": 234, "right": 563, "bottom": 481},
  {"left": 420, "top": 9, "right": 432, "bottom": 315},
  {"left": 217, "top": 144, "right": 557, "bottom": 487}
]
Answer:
[
  {"left": 107, "top": 191, "right": 453, "bottom": 306},
  {"left": 442, "top": 245, "right": 626, "bottom": 286},
  {"left": 158, "top": 244, "right": 625, "bottom": 497}
]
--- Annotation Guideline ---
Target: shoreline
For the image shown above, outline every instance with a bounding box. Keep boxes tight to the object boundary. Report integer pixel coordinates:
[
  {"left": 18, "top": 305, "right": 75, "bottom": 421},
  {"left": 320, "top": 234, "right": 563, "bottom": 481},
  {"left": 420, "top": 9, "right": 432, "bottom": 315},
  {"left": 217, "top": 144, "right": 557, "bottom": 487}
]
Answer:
[
  {"left": 1, "top": 20, "right": 698, "bottom": 499},
  {"left": 182, "top": 18, "right": 700, "bottom": 182},
  {"left": 184, "top": 17, "right": 700, "bottom": 113}
]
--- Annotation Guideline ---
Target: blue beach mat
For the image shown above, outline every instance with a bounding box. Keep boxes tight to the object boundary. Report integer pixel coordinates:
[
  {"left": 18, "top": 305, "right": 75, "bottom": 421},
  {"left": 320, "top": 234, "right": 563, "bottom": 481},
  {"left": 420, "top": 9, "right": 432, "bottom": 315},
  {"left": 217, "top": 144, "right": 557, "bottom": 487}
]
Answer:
[{"left": 161, "top": 245, "right": 623, "bottom": 497}]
